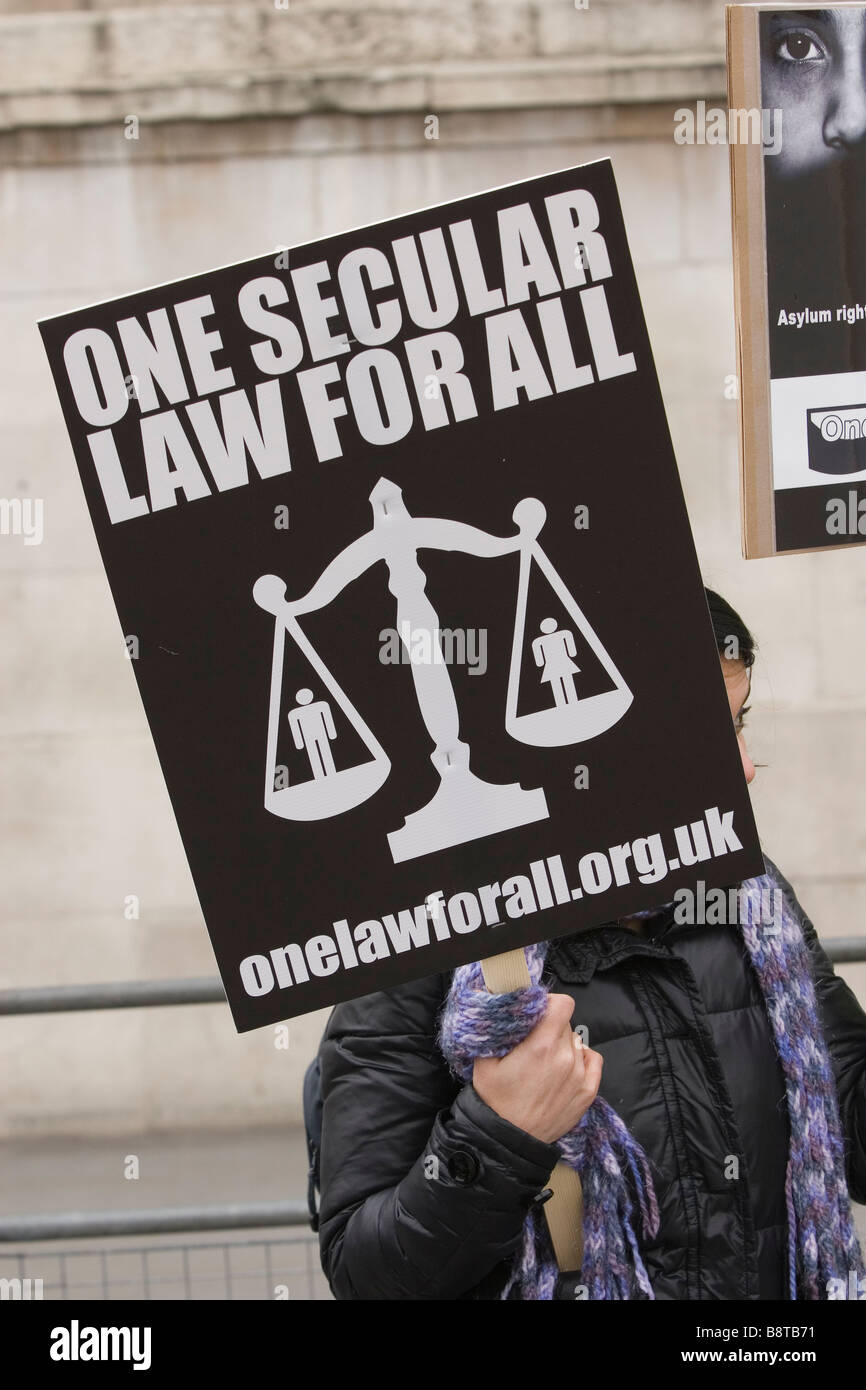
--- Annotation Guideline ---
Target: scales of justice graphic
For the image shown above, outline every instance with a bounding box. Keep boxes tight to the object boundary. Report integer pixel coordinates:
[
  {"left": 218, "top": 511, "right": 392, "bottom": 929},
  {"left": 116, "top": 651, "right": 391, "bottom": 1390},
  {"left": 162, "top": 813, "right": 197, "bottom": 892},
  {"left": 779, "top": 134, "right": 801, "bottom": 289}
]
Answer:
[{"left": 253, "top": 479, "right": 633, "bottom": 864}]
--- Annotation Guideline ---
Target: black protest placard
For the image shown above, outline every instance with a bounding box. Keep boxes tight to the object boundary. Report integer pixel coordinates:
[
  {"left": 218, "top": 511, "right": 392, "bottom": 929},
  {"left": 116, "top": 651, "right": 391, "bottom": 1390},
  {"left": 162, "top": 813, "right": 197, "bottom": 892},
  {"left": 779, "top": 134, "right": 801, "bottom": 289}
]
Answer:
[
  {"left": 762, "top": 3, "right": 866, "bottom": 553},
  {"left": 728, "top": 3, "right": 866, "bottom": 555},
  {"left": 39, "top": 159, "right": 763, "bottom": 1030}
]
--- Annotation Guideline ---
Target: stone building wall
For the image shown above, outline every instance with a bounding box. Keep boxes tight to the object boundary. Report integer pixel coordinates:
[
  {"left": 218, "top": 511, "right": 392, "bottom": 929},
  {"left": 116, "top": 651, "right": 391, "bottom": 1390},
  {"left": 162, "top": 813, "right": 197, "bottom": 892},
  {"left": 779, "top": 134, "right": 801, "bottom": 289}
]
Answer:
[{"left": 1, "top": 0, "right": 863, "bottom": 1136}]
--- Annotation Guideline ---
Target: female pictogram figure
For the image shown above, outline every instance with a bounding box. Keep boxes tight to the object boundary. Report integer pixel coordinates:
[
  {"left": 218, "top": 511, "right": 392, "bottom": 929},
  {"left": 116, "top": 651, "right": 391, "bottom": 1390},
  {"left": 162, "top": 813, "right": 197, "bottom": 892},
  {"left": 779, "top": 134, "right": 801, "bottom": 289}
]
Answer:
[
  {"left": 288, "top": 688, "right": 338, "bottom": 782},
  {"left": 532, "top": 618, "right": 580, "bottom": 708}
]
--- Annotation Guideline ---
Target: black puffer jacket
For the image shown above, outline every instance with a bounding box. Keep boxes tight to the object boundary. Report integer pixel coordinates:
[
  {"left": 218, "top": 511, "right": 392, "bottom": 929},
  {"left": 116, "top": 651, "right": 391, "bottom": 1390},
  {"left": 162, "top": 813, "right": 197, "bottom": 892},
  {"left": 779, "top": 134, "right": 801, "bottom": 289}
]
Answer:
[{"left": 317, "top": 858, "right": 866, "bottom": 1299}]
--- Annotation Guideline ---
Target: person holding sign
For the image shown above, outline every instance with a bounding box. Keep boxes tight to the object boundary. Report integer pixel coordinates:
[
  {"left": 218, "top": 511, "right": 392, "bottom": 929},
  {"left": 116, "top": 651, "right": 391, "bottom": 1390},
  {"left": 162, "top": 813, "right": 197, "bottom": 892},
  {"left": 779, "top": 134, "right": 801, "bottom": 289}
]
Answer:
[{"left": 315, "top": 590, "right": 866, "bottom": 1300}]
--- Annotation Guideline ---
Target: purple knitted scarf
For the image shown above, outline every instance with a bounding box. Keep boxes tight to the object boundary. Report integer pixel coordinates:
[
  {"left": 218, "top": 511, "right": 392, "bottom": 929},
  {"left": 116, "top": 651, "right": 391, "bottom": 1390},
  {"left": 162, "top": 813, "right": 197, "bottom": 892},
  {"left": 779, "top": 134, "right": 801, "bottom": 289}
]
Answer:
[{"left": 437, "top": 869, "right": 865, "bottom": 1300}]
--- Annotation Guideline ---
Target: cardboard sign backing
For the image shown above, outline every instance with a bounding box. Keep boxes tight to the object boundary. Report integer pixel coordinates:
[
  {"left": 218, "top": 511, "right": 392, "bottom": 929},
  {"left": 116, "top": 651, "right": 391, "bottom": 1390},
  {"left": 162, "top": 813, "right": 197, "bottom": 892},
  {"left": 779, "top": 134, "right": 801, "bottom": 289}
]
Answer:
[{"left": 728, "top": 2, "right": 866, "bottom": 555}]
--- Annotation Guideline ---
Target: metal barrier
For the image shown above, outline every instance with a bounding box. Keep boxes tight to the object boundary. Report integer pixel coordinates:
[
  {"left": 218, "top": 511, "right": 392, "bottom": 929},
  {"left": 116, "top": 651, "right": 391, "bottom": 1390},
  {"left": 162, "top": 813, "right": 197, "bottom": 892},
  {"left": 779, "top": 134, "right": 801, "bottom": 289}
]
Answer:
[
  {"left": 0, "top": 986, "right": 332, "bottom": 1300},
  {"left": 0, "top": 1201, "right": 309, "bottom": 1242},
  {"left": 0, "top": 937, "right": 864, "bottom": 1017},
  {"left": 0, "top": 978, "right": 227, "bottom": 1014},
  {"left": 0, "top": 1236, "right": 327, "bottom": 1301},
  {"left": 0, "top": 1204, "right": 330, "bottom": 1300},
  {"left": 2, "top": 941, "right": 863, "bottom": 1301},
  {"left": 0, "top": 940, "right": 861, "bottom": 1018},
  {"left": 822, "top": 938, "right": 866, "bottom": 963}
]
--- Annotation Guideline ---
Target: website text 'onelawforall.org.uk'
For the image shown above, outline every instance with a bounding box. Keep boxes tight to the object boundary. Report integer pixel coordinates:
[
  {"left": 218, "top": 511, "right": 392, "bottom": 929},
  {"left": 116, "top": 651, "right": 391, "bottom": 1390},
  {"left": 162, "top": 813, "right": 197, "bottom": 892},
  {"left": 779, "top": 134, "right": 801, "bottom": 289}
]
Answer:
[{"left": 238, "top": 805, "right": 748, "bottom": 998}]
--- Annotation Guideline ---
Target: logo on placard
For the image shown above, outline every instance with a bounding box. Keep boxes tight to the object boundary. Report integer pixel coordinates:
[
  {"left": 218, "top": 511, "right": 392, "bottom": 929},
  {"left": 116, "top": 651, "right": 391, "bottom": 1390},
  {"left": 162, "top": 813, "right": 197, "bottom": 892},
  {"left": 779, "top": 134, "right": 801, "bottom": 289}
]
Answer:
[
  {"left": 807, "top": 404, "right": 866, "bottom": 475},
  {"left": 253, "top": 479, "right": 634, "bottom": 864}
]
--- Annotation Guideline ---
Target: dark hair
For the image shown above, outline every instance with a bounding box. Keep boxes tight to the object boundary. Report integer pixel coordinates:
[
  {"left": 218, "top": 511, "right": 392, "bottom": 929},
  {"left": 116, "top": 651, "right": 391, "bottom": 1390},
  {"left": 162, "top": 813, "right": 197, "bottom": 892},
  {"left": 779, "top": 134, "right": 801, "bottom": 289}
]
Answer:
[{"left": 704, "top": 588, "right": 756, "bottom": 670}]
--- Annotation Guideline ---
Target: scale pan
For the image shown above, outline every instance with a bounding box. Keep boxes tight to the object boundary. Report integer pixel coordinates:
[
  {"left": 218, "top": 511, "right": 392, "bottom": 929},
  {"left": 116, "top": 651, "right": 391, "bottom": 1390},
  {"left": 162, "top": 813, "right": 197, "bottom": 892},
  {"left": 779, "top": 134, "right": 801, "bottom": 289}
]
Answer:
[
  {"left": 507, "top": 687, "right": 633, "bottom": 748},
  {"left": 265, "top": 758, "right": 390, "bottom": 821}
]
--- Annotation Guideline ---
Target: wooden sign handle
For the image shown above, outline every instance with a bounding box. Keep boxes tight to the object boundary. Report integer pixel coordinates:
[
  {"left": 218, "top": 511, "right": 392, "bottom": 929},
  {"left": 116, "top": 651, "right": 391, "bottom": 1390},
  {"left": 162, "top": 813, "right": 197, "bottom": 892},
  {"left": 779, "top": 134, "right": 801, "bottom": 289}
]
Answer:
[{"left": 480, "top": 949, "right": 585, "bottom": 1273}]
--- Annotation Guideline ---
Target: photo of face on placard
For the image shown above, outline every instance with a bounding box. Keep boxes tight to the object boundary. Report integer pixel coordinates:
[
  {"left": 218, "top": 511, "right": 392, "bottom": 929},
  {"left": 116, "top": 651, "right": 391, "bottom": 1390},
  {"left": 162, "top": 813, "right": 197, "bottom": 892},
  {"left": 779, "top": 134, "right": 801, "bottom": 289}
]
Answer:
[{"left": 761, "top": 6, "right": 866, "bottom": 379}]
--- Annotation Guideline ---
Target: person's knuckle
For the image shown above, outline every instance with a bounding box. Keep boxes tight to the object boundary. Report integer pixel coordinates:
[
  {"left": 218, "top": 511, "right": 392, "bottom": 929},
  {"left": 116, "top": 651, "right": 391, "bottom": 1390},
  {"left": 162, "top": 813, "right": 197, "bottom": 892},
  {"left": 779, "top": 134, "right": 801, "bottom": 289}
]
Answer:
[
  {"left": 542, "top": 995, "right": 562, "bottom": 1024},
  {"left": 551, "top": 992, "right": 575, "bottom": 1020}
]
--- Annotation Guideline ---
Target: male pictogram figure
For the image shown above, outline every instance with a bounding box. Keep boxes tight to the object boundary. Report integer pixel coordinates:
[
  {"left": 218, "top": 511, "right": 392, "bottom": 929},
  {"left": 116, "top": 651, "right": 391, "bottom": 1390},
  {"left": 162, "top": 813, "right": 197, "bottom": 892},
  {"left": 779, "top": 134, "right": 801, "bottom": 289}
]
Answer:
[
  {"left": 532, "top": 617, "right": 580, "bottom": 709},
  {"left": 288, "top": 688, "right": 337, "bottom": 780}
]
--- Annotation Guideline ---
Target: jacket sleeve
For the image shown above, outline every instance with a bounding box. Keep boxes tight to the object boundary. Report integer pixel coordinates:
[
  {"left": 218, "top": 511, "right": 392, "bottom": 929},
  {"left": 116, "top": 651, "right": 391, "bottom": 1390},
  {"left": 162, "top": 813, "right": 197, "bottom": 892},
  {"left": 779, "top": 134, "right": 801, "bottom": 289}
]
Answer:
[
  {"left": 316, "top": 970, "right": 562, "bottom": 1300},
  {"left": 767, "top": 856, "right": 866, "bottom": 1203}
]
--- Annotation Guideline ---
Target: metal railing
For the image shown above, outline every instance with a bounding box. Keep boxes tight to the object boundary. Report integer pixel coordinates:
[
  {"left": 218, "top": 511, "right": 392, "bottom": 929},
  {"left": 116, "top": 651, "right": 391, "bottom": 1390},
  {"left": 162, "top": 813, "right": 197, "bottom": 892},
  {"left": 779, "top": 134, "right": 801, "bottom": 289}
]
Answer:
[
  {"left": 0, "top": 1201, "right": 309, "bottom": 1243},
  {"left": 0, "top": 1202, "right": 328, "bottom": 1301},
  {"left": 821, "top": 938, "right": 866, "bottom": 963},
  {"left": 0, "top": 978, "right": 329, "bottom": 1299},
  {"left": 0, "top": 1229, "right": 327, "bottom": 1301},
  {"left": 0, "top": 977, "right": 227, "bottom": 1014},
  {"left": 0, "top": 936, "right": 864, "bottom": 1017},
  {"left": 2, "top": 940, "right": 863, "bottom": 1300}
]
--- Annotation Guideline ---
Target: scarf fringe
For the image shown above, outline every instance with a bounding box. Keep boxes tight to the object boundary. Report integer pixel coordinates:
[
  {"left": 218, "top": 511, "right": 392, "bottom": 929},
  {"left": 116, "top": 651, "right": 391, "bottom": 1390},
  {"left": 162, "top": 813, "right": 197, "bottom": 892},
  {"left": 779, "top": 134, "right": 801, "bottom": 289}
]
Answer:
[{"left": 438, "top": 871, "right": 865, "bottom": 1300}]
